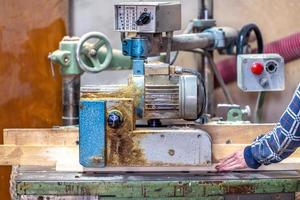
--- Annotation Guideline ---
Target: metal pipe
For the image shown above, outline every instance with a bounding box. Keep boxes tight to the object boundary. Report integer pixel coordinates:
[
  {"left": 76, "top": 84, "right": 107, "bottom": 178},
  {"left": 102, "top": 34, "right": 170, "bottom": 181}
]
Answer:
[
  {"left": 170, "top": 21, "right": 194, "bottom": 65},
  {"left": 254, "top": 91, "right": 266, "bottom": 123},
  {"left": 198, "top": 0, "right": 205, "bottom": 19},
  {"left": 207, "top": 0, "right": 214, "bottom": 19},
  {"left": 68, "top": 0, "right": 74, "bottom": 35},
  {"left": 165, "top": 31, "right": 173, "bottom": 64},
  {"left": 204, "top": 50, "right": 215, "bottom": 114},
  {"left": 206, "top": 55, "right": 234, "bottom": 104},
  {"left": 170, "top": 32, "right": 215, "bottom": 51},
  {"left": 198, "top": 0, "right": 214, "bottom": 19},
  {"left": 62, "top": 75, "right": 80, "bottom": 126},
  {"left": 202, "top": 0, "right": 214, "bottom": 114}
]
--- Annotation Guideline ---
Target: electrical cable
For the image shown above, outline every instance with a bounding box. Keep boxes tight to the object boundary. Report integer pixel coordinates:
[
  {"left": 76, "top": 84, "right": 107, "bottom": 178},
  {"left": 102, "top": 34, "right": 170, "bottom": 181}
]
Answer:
[{"left": 236, "top": 23, "right": 264, "bottom": 55}]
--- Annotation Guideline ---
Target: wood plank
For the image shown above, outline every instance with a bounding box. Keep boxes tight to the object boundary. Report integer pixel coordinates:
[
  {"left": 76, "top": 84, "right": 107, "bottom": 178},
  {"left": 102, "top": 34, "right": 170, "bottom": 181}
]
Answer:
[
  {"left": 200, "top": 123, "right": 275, "bottom": 144},
  {"left": 1, "top": 144, "right": 300, "bottom": 169},
  {"left": 3, "top": 124, "right": 275, "bottom": 145},
  {"left": 213, "top": 144, "right": 300, "bottom": 161},
  {"left": 0, "top": 145, "right": 78, "bottom": 166},
  {"left": 3, "top": 128, "right": 78, "bottom": 145},
  {"left": 3, "top": 125, "right": 296, "bottom": 171},
  {"left": 58, "top": 163, "right": 300, "bottom": 172}
]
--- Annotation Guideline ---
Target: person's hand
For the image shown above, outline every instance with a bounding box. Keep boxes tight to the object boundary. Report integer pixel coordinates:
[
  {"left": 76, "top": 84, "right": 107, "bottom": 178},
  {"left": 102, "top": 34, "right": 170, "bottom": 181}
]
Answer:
[{"left": 215, "top": 150, "right": 247, "bottom": 171}]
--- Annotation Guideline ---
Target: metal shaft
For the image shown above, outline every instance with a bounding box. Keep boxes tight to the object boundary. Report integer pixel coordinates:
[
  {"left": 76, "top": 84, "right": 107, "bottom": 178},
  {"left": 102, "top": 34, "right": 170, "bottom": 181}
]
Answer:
[
  {"left": 170, "top": 33, "right": 215, "bottom": 51},
  {"left": 198, "top": 0, "right": 214, "bottom": 115},
  {"left": 198, "top": 0, "right": 214, "bottom": 19},
  {"left": 62, "top": 75, "right": 80, "bottom": 126}
]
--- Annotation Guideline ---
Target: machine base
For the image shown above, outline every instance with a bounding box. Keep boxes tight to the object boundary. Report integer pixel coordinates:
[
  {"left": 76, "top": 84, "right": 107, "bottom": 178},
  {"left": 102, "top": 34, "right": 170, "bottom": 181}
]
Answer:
[{"left": 15, "top": 168, "right": 300, "bottom": 200}]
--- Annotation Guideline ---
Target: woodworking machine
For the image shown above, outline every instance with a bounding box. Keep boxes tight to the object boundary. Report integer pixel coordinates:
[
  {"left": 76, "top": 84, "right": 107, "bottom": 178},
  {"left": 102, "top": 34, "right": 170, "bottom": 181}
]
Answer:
[
  {"left": 72, "top": 1, "right": 283, "bottom": 169},
  {"left": 47, "top": 2, "right": 285, "bottom": 169},
  {"left": 14, "top": 1, "right": 293, "bottom": 199}
]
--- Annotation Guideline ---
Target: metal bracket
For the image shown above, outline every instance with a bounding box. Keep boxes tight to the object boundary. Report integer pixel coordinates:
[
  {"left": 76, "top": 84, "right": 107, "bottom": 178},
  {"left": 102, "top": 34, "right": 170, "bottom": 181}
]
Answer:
[
  {"left": 79, "top": 100, "right": 106, "bottom": 168},
  {"left": 122, "top": 38, "right": 148, "bottom": 58}
]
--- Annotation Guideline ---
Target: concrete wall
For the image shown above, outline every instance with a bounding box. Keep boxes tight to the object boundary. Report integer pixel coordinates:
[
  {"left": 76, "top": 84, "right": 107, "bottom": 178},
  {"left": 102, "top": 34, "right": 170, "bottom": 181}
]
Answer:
[{"left": 72, "top": 0, "right": 300, "bottom": 122}]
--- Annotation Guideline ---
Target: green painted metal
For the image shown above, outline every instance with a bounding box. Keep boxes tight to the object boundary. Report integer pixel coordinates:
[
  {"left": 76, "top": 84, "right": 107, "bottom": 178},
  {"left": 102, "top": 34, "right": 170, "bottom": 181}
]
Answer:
[
  {"left": 49, "top": 50, "right": 71, "bottom": 67},
  {"left": 17, "top": 179, "right": 300, "bottom": 198},
  {"left": 49, "top": 36, "right": 167, "bottom": 74},
  {"left": 49, "top": 37, "right": 83, "bottom": 75},
  {"left": 227, "top": 108, "right": 243, "bottom": 122},
  {"left": 50, "top": 39, "right": 133, "bottom": 74},
  {"left": 100, "top": 49, "right": 132, "bottom": 70}
]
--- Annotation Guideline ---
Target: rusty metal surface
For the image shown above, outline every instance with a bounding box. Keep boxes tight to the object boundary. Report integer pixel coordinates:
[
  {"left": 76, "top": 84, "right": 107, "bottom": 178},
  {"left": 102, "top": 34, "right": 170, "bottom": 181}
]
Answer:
[
  {"left": 19, "top": 194, "right": 296, "bottom": 200},
  {"left": 105, "top": 99, "right": 146, "bottom": 167},
  {"left": 80, "top": 84, "right": 211, "bottom": 167},
  {"left": 225, "top": 193, "right": 295, "bottom": 200},
  {"left": 20, "top": 196, "right": 97, "bottom": 200},
  {"left": 15, "top": 170, "right": 300, "bottom": 198}
]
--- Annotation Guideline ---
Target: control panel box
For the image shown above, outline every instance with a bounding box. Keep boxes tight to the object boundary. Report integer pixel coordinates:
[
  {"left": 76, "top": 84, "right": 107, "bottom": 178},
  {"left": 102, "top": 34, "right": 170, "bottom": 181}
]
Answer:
[
  {"left": 237, "top": 54, "right": 285, "bottom": 92},
  {"left": 114, "top": 2, "right": 181, "bottom": 33}
]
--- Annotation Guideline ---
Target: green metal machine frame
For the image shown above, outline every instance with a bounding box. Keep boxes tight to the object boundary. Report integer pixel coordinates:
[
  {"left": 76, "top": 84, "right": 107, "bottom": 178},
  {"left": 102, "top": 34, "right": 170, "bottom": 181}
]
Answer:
[{"left": 15, "top": 170, "right": 300, "bottom": 200}]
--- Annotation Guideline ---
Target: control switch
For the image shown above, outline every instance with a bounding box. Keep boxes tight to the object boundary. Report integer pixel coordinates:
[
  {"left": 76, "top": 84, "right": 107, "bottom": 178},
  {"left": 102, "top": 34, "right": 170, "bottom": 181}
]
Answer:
[
  {"left": 237, "top": 54, "right": 285, "bottom": 92},
  {"left": 115, "top": 2, "right": 181, "bottom": 33}
]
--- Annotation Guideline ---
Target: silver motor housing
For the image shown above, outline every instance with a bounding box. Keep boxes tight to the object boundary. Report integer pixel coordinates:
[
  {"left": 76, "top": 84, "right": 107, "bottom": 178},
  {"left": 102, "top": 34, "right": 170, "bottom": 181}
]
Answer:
[{"left": 143, "top": 74, "right": 204, "bottom": 120}]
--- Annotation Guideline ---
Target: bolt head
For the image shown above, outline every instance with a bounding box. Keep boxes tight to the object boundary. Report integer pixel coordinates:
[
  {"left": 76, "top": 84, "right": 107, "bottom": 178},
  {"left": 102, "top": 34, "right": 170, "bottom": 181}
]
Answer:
[
  {"left": 89, "top": 49, "right": 97, "bottom": 56},
  {"left": 168, "top": 149, "right": 175, "bottom": 156},
  {"left": 107, "top": 110, "right": 123, "bottom": 129},
  {"left": 259, "top": 77, "right": 269, "bottom": 87}
]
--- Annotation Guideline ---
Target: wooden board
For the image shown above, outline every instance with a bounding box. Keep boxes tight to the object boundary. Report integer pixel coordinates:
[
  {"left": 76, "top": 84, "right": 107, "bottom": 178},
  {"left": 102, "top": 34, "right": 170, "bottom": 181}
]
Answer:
[
  {"left": 3, "top": 128, "right": 78, "bottom": 146},
  {"left": 1, "top": 144, "right": 300, "bottom": 172},
  {"left": 0, "top": 145, "right": 77, "bottom": 166},
  {"left": 3, "top": 123, "right": 275, "bottom": 145},
  {"left": 3, "top": 124, "right": 300, "bottom": 171},
  {"left": 200, "top": 123, "right": 274, "bottom": 144}
]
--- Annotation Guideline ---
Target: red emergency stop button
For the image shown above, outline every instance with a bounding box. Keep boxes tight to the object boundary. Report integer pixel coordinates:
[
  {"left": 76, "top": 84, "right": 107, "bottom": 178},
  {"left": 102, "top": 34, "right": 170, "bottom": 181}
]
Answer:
[{"left": 251, "top": 62, "right": 264, "bottom": 75}]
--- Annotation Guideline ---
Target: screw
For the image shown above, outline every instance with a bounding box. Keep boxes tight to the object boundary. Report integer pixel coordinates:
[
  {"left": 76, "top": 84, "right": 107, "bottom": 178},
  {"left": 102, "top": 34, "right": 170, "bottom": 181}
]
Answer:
[
  {"left": 91, "top": 156, "right": 103, "bottom": 164},
  {"left": 259, "top": 77, "right": 268, "bottom": 87},
  {"left": 107, "top": 110, "right": 123, "bottom": 129},
  {"left": 64, "top": 56, "right": 70, "bottom": 64},
  {"left": 89, "top": 48, "right": 97, "bottom": 56},
  {"left": 79, "top": 104, "right": 84, "bottom": 110},
  {"left": 168, "top": 149, "right": 175, "bottom": 156}
]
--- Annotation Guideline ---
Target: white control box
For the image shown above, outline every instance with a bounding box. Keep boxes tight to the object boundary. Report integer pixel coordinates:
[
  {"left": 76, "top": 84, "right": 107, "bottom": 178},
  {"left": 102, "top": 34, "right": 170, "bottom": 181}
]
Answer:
[
  {"left": 237, "top": 54, "right": 285, "bottom": 92},
  {"left": 114, "top": 2, "right": 181, "bottom": 33}
]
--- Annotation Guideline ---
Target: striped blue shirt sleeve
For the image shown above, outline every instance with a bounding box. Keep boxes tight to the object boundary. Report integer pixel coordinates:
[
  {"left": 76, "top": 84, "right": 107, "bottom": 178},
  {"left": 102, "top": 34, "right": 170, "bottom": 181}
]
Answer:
[{"left": 244, "top": 83, "right": 300, "bottom": 169}]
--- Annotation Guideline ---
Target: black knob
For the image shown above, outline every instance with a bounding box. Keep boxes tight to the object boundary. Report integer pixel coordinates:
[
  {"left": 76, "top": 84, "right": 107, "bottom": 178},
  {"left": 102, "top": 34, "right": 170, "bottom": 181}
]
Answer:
[
  {"left": 136, "top": 12, "right": 151, "bottom": 26},
  {"left": 107, "top": 110, "right": 123, "bottom": 129}
]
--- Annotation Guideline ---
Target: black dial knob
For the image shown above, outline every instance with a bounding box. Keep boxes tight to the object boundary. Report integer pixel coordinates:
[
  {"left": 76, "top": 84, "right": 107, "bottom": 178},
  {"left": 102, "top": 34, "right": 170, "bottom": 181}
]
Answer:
[
  {"left": 136, "top": 12, "right": 151, "bottom": 26},
  {"left": 107, "top": 110, "right": 123, "bottom": 129}
]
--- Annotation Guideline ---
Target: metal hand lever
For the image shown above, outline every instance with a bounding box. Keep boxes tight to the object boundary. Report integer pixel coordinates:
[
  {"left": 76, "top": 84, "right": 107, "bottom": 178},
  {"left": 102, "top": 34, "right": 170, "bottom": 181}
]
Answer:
[{"left": 48, "top": 53, "right": 56, "bottom": 78}]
